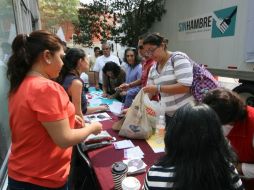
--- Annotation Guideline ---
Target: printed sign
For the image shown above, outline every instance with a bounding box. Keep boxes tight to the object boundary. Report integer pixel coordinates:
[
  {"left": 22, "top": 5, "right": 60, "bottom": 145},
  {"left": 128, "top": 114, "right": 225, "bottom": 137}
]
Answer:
[
  {"left": 177, "top": 6, "right": 237, "bottom": 40},
  {"left": 211, "top": 6, "right": 237, "bottom": 38}
]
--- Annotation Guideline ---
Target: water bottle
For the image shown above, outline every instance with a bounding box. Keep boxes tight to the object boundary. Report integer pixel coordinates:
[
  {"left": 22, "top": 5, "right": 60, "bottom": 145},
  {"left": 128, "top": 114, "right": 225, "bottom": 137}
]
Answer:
[{"left": 155, "top": 114, "right": 166, "bottom": 144}]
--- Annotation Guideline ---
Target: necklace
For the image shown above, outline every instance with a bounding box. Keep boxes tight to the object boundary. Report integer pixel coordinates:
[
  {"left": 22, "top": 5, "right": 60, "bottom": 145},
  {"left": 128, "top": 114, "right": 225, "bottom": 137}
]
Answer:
[
  {"left": 158, "top": 52, "right": 170, "bottom": 72},
  {"left": 28, "top": 70, "right": 49, "bottom": 79}
]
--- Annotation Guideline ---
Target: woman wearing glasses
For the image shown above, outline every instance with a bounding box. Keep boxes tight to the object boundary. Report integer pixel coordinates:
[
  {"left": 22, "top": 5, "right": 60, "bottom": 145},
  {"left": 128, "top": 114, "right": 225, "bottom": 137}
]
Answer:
[{"left": 142, "top": 33, "right": 194, "bottom": 121}]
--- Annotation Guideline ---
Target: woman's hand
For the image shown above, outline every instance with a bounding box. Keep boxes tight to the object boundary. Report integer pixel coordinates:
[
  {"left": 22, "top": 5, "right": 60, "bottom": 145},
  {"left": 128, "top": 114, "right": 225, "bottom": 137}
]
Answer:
[
  {"left": 100, "top": 104, "right": 109, "bottom": 111},
  {"left": 119, "top": 83, "right": 130, "bottom": 91},
  {"left": 95, "top": 84, "right": 100, "bottom": 90},
  {"left": 102, "top": 93, "right": 108, "bottom": 98},
  {"left": 122, "top": 108, "right": 128, "bottom": 115},
  {"left": 108, "top": 95, "right": 114, "bottom": 99},
  {"left": 143, "top": 85, "right": 157, "bottom": 94},
  {"left": 75, "top": 115, "right": 84, "bottom": 128},
  {"left": 120, "top": 91, "right": 127, "bottom": 96},
  {"left": 87, "top": 121, "right": 103, "bottom": 135}
]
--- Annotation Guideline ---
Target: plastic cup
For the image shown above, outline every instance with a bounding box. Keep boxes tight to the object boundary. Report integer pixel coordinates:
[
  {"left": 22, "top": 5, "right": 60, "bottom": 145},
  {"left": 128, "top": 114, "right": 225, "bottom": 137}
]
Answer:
[
  {"left": 122, "top": 177, "right": 141, "bottom": 190},
  {"left": 112, "top": 161, "right": 128, "bottom": 190}
]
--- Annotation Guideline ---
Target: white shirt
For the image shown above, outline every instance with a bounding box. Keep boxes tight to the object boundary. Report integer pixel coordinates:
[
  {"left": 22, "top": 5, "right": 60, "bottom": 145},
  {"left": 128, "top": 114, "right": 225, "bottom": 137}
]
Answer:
[
  {"left": 223, "top": 124, "right": 254, "bottom": 178},
  {"left": 80, "top": 72, "right": 89, "bottom": 84},
  {"left": 93, "top": 54, "right": 120, "bottom": 84}
]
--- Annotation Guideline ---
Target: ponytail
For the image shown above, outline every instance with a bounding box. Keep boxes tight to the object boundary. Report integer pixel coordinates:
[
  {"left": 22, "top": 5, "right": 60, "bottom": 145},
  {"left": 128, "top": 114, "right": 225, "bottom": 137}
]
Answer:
[
  {"left": 7, "top": 34, "right": 32, "bottom": 96},
  {"left": 6, "top": 30, "right": 62, "bottom": 96}
]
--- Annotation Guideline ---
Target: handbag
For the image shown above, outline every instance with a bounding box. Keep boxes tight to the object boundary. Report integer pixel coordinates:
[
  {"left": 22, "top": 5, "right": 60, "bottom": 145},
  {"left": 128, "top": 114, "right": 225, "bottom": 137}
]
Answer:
[
  {"left": 118, "top": 89, "right": 157, "bottom": 139},
  {"left": 171, "top": 52, "right": 220, "bottom": 102}
]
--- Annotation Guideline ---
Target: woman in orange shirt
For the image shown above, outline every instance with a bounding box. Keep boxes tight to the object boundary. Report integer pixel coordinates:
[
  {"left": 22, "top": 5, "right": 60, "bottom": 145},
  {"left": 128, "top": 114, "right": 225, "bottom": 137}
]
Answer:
[{"left": 6, "top": 30, "right": 102, "bottom": 189}]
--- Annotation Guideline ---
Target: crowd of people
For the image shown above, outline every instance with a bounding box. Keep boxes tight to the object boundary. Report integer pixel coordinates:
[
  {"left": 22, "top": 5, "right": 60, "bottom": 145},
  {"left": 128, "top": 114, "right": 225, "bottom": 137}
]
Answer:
[{"left": 5, "top": 30, "right": 253, "bottom": 190}]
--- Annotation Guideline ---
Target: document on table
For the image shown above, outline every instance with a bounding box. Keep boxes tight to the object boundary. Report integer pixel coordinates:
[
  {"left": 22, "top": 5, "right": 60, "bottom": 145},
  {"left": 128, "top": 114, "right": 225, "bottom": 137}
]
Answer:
[
  {"left": 124, "top": 146, "right": 144, "bottom": 159},
  {"left": 113, "top": 140, "right": 135, "bottom": 149},
  {"left": 84, "top": 112, "right": 111, "bottom": 122},
  {"left": 146, "top": 134, "right": 165, "bottom": 153},
  {"left": 109, "top": 101, "right": 123, "bottom": 115},
  {"left": 89, "top": 98, "right": 102, "bottom": 105}
]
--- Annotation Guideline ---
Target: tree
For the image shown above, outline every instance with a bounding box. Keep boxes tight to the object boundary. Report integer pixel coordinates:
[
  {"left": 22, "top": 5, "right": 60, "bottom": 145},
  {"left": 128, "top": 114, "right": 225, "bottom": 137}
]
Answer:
[
  {"left": 74, "top": 0, "right": 166, "bottom": 47},
  {"left": 39, "top": 0, "right": 79, "bottom": 30}
]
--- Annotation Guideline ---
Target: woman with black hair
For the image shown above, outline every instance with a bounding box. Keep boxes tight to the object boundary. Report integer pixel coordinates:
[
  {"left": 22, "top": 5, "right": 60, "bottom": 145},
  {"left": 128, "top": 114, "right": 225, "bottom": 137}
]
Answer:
[
  {"left": 57, "top": 48, "right": 108, "bottom": 119},
  {"left": 203, "top": 88, "right": 254, "bottom": 190},
  {"left": 7, "top": 30, "right": 102, "bottom": 189},
  {"left": 144, "top": 102, "right": 244, "bottom": 190},
  {"left": 121, "top": 48, "right": 142, "bottom": 108},
  {"left": 102, "top": 61, "right": 126, "bottom": 101}
]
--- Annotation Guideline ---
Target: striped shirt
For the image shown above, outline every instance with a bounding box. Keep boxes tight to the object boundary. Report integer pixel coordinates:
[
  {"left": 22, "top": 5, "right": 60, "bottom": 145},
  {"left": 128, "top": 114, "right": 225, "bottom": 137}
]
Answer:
[
  {"left": 144, "top": 164, "right": 244, "bottom": 190},
  {"left": 147, "top": 51, "right": 194, "bottom": 116}
]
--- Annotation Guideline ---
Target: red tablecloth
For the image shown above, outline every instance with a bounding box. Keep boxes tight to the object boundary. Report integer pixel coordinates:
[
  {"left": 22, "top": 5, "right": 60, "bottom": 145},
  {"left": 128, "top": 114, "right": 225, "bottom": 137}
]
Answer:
[{"left": 87, "top": 114, "right": 164, "bottom": 190}]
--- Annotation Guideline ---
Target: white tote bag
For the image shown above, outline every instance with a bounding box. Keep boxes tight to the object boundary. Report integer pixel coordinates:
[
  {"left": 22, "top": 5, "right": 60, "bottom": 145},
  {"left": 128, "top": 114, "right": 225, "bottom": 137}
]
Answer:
[{"left": 119, "top": 90, "right": 158, "bottom": 139}]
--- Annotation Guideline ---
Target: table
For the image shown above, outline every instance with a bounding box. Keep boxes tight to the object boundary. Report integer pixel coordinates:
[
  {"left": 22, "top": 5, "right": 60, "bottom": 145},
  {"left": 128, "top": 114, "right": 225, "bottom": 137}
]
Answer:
[{"left": 86, "top": 113, "right": 164, "bottom": 190}]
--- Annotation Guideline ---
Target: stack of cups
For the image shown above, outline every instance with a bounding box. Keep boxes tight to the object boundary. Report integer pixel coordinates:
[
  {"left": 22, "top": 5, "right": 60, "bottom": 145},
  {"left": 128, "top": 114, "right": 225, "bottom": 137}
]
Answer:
[
  {"left": 111, "top": 161, "right": 128, "bottom": 190},
  {"left": 122, "top": 176, "right": 141, "bottom": 190}
]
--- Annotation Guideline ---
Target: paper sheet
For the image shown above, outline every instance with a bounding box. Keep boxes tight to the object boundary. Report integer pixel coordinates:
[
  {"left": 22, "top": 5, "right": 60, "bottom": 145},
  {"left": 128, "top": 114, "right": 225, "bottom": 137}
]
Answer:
[
  {"left": 109, "top": 101, "right": 123, "bottom": 115},
  {"left": 113, "top": 140, "right": 135, "bottom": 149},
  {"left": 124, "top": 146, "right": 144, "bottom": 159},
  {"left": 146, "top": 134, "right": 165, "bottom": 153}
]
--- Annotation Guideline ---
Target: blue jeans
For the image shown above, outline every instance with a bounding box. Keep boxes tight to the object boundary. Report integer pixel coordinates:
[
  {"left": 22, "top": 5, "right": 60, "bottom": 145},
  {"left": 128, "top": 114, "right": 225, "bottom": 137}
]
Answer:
[{"left": 8, "top": 177, "right": 69, "bottom": 190}]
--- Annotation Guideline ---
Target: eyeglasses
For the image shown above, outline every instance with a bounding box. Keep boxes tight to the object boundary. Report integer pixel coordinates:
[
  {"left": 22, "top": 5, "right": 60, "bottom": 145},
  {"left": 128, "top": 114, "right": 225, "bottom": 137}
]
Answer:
[
  {"left": 102, "top": 48, "right": 110, "bottom": 51},
  {"left": 145, "top": 46, "right": 159, "bottom": 56}
]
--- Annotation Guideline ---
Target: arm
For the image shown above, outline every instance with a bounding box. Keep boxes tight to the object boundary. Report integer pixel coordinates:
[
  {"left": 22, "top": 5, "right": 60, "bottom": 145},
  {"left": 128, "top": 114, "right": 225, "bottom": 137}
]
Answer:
[
  {"left": 119, "top": 79, "right": 142, "bottom": 91},
  {"left": 109, "top": 70, "right": 126, "bottom": 98},
  {"left": 121, "top": 65, "right": 142, "bottom": 90},
  {"left": 68, "top": 79, "right": 83, "bottom": 119},
  {"left": 129, "top": 79, "right": 142, "bottom": 88},
  {"left": 93, "top": 58, "right": 100, "bottom": 89},
  {"left": 42, "top": 119, "right": 102, "bottom": 148},
  {"left": 143, "top": 55, "right": 192, "bottom": 95},
  {"left": 102, "top": 73, "right": 109, "bottom": 97},
  {"left": 238, "top": 135, "right": 254, "bottom": 178},
  {"left": 86, "top": 105, "right": 108, "bottom": 114},
  {"left": 143, "top": 83, "right": 190, "bottom": 95},
  {"left": 94, "top": 72, "right": 100, "bottom": 90}
]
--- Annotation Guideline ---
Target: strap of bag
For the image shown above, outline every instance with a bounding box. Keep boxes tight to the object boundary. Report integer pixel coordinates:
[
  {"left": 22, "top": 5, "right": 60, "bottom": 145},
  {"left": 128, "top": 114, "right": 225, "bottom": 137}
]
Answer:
[{"left": 171, "top": 51, "right": 193, "bottom": 67}]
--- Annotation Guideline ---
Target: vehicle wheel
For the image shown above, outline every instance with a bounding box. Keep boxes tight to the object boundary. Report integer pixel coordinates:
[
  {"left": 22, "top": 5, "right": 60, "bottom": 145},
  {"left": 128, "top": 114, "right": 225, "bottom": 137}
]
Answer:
[{"left": 233, "top": 84, "right": 254, "bottom": 107}]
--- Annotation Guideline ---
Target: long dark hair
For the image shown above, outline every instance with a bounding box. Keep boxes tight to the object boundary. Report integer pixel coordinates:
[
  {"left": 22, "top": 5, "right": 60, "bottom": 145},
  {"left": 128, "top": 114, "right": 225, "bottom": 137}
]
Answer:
[
  {"left": 158, "top": 102, "right": 237, "bottom": 190},
  {"left": 203, "top": 88, "right": 247, "bottom": 124},
  {"left": 7, "top": 30, "right": 62, "bottom": 96},
  {"left": 123, "top": 48, "right": 140, "bottom": 67},
  {"left": 57, "top": 48, "right": 86, "bottom": 84}
]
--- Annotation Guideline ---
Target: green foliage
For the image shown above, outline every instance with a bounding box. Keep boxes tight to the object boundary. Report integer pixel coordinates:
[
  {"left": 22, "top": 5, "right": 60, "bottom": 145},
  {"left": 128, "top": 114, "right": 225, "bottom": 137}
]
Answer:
[
  {"left": 39, "top": 0, "right": 79, "bottom": 29},
  {"left": 74, "top": 0, "right": 166, "bottom": 47}
]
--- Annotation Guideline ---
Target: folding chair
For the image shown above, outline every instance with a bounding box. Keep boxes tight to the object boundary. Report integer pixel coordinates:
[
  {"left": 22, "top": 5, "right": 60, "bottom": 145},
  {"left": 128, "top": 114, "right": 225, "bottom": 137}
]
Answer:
[{"left": 73, "top": 143, "right": 99, "bottom": 190}]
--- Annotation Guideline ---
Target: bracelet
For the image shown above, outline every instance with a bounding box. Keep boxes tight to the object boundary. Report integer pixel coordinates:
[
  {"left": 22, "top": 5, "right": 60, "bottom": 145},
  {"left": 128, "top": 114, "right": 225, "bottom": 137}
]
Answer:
[
  {"left": 157, "top": 85, "right": 161, "bottom": 93},
  {"left": 128, "top": 83, "right": 132, "bottom": 88}
]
